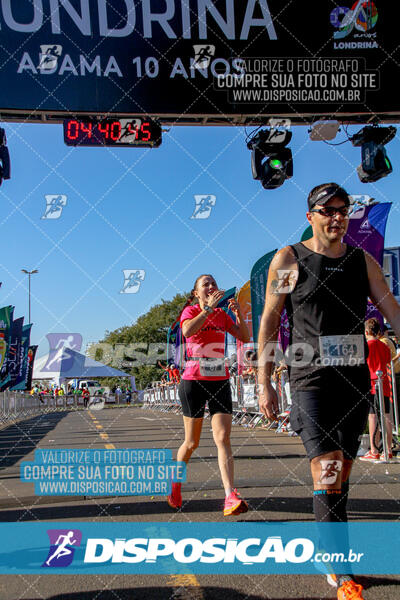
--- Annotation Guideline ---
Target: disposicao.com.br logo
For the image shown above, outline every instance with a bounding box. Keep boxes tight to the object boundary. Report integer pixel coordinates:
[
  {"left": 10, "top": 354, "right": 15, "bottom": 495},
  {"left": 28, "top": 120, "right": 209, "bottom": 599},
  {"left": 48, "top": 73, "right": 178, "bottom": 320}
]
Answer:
[{"left": 83, "top": 536, "right": 314, "bottom": 565}]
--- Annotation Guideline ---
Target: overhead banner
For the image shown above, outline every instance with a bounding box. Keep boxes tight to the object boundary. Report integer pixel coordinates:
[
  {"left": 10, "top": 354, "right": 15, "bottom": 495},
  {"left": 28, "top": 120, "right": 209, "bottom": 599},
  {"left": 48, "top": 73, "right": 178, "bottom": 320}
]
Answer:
[
  {"left": 250, "top": 250, "right": 277, "bottom": 343},
  {"left": 0, "top": 1, "right": 398, "bottom": 121}
]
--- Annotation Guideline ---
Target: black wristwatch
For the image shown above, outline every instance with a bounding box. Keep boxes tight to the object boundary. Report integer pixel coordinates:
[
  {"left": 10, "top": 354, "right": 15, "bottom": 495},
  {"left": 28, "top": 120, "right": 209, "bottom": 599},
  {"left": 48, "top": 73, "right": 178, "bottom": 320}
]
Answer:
[{"left": 203, "top": 305, "right": 213, "bottom": 314}]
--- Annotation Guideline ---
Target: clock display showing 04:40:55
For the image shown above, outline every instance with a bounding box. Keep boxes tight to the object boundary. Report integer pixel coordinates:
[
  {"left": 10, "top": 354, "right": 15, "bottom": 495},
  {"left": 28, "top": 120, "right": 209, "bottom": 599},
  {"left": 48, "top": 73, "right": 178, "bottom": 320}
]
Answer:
[{"left": 63, "top": 118, "right": 162, "bottom": 148}]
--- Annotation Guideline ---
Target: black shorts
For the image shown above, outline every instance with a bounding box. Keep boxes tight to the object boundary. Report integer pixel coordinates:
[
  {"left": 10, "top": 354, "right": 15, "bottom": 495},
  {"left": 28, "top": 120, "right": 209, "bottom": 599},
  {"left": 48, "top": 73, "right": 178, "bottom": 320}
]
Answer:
[
  {"left": 369, "top": 393, "right": 391, "bottom": 414},
  {"left": 178, "top": 379, "right": 232, "bottom": 418},
  {"left": 290, "top": 388, "right": 369, "bottom": 461}
]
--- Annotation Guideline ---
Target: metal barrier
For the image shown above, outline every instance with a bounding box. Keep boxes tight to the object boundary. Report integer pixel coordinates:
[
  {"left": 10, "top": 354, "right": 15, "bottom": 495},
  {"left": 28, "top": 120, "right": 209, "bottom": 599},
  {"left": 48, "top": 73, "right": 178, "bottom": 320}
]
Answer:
[
  {"left": 142, "top": 376, "right": 289, "bottom": 432},
  {"left": 390, "top": 360, "right": 399, "bottom": 436},
  {"left": 0, "top": 391, "right": 137, "bottom": 427}
]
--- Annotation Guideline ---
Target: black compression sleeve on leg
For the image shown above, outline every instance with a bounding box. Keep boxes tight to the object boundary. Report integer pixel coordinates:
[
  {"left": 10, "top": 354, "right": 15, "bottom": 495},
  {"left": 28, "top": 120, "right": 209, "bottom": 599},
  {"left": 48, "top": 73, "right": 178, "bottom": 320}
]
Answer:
[{"left": 313, "top": 489, "right": 343, "bottom": 522}]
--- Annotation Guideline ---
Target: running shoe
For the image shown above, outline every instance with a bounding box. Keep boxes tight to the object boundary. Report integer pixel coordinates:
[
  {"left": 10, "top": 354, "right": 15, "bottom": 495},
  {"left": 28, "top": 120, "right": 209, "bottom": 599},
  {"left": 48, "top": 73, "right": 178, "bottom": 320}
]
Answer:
[
  {"left": 167, "top": 482, "right": 182, "bottom": 509},
  {"left": 336, "top": 578, "right": 365, "bottom": 599},
  {"left": 223, "top": 489, "right": 248, "bottom": 516},
  {"left": 359, "top": 450, "right": 379, "bottom": 461},
  {"left": 379, "top": 452, "right": 393, "bottom": 460}
]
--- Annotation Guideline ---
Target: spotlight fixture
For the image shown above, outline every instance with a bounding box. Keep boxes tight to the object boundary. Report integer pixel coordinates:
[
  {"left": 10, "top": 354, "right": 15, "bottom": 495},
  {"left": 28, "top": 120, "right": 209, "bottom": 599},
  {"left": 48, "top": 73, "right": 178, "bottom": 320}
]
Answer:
[
  {"left": 351, "top": 125, "right": 396, "bottom": 183},
  {"left": 247, "top": 128, "right": 293, "bottom": 189}
]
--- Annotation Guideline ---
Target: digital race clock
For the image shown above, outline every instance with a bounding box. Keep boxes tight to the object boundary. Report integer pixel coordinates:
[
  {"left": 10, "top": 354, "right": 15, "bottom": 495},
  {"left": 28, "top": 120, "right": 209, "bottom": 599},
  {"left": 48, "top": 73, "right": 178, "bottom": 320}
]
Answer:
[{"left": 63, "top": 118, "right": 162, "bottom": 148}]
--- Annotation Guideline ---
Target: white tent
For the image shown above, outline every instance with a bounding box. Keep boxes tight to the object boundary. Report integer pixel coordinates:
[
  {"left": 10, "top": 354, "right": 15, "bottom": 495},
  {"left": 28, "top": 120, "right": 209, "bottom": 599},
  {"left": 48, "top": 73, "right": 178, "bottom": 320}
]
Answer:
[{"left": 33, "top": 348, "right": 131, "bottom": 384}]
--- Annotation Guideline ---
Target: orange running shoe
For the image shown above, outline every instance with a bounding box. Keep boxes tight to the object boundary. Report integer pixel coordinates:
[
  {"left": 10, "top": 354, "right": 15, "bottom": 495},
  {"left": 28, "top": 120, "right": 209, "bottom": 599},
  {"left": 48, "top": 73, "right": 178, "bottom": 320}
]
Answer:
[
  {"left": 337, "top": 579, "right": 365, "bottom": 599},
  {"left": 223, "top": 489, "right": 248, "bottom": 516},
  {"left": 167, "top": 482, "right": 182, "bottom": 509}
]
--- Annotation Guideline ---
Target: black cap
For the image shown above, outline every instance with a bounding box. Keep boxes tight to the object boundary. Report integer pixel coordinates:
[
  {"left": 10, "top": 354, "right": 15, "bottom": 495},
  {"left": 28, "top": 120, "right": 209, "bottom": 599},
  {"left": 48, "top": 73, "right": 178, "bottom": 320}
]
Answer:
[{"left": 307, "top": 183, "right": 350, "bottom": 211}]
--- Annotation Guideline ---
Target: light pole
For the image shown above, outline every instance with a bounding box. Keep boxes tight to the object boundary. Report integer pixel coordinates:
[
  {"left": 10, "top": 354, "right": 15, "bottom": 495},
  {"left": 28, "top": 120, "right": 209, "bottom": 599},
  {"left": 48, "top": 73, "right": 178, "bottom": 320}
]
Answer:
[{"left": 21, "top": 269, "right": 38, "bottom": 323}]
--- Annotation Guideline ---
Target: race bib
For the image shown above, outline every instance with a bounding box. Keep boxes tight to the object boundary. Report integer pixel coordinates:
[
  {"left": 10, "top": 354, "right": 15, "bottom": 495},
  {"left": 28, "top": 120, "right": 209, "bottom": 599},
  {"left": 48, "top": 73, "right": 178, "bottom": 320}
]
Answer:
[
  {"left": 198, "top": 357, "right": 226, "bottom": 377},
  {"left": 319, "top": 334, "right": 365, "bottom": 366}
]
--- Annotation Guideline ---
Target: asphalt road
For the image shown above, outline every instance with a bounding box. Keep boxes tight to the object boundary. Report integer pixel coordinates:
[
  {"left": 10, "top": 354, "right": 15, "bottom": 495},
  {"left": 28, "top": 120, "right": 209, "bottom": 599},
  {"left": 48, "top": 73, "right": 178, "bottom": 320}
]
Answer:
[{"left": 0, "top": 406, "right": 399, "bottom": 600}]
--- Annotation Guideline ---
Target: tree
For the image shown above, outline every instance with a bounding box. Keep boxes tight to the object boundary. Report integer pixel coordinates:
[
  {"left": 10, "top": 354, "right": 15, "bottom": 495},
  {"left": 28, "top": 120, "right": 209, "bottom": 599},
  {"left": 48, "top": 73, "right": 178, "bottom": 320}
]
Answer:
[{"left": 87, "top": 293, "right": 188, "bottom": 389}]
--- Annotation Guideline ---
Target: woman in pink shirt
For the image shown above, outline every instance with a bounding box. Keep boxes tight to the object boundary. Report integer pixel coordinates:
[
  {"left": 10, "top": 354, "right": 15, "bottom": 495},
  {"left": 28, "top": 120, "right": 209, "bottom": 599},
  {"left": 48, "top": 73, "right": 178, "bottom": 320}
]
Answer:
[{"left": 167, "top": 274, "right": 250, "bottom": 516}]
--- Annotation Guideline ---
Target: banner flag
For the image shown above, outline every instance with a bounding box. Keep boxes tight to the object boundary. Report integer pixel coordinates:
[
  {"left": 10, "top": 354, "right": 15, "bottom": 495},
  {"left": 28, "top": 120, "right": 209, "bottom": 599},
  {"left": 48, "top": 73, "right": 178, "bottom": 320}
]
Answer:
[
  {"left": 344, "top": 202, "right": 391, "bottom": 266},
  {"left": 236, "top": 281, "right": 253, "bottom": 373},
  {"left": 4, "top": 316, "right": 24, "bottom": 390},
  {"left": 0, "top": 305, "right": 14, "bottom": 389},
  {"left": 10, "top": 324, "right": 32, "bottom": 391},
  {"left": 250, "top": 251, "right": 277, "bottom": 343},
  {"left": 25, "top": 345, "right": 38, "bottom": 391}
]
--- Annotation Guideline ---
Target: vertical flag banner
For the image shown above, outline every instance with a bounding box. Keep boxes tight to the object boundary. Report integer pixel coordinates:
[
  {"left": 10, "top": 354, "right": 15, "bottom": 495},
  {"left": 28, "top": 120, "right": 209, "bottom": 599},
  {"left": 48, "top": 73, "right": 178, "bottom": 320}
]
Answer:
[
  {"left": 10, "top": 324, "right": 32, "bottom": 391},
  {"left": 250, "top": 250, "right": 277, "bottom": 343},
  {"left": 344, "top": 203, "right": 391, "bottom": 266},
  {"left": 217, "top": 287, "right": 236, "bottom": 358},
  {"left": 25, "top": 345, "right": 38, "bottom": 391},
  {"left": 237, "top": 281, "right": 253, "bottom": 373},
  {"left": 301, "top": 225, "right": 313, "bottom": 242},
  {"left": 0, "top": 305, "right": 14, "bottom": 389},
  {"left": 5, "top": 316, "right": 24, "bottom": 390}
]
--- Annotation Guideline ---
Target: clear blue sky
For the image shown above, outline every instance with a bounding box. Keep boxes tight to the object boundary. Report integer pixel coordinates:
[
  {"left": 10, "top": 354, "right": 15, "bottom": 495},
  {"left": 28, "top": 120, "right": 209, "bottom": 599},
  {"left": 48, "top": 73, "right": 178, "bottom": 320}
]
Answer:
[{"left": 1, "top": 121, "right": 399, "bottom": 357}]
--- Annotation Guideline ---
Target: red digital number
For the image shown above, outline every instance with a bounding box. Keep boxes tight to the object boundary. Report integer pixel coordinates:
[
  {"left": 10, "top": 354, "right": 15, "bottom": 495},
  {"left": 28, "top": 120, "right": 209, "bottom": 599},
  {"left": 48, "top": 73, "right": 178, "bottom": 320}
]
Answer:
[
  {"left": 80, "top": 121, "right": 93, "bottom": 138},
  {"left": 67, "top": 120, "right": 79, "bottom": 140},
  {"left": 140, "top": 122, "right": 151, "bottom": 142},
  {"left": 97, "top": 122, "right": 110, "bottom": 139},
  {"left": 110, "top": 121, "right": 121, "bottom": 141},
  {"left": 127, "top": 122, "right": 139, "bottom": 139}
]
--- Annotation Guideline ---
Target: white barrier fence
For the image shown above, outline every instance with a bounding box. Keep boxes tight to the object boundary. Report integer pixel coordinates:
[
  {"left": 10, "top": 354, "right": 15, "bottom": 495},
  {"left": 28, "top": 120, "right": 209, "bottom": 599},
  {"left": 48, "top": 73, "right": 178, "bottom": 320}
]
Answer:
[
  {"left": 142, "top": 373, "right": 293, "bottom": 432},
  {"left": 143, "top": 367, "right": 400, "bottom": 443},
  {"left": 0, "top": 392, "right": 137, "bottom": 427}
]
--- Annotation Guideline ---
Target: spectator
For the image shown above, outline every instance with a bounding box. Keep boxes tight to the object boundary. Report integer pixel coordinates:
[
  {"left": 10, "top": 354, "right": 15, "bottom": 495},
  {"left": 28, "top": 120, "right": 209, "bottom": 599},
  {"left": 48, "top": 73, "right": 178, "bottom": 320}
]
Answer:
[
  {"left": 125, "top": 388, "right": 132, "bottom": 404},
  {"left": 360, "top": 318, "right": 393, "bottom": 461},
  {"left": 82, "top": 387, "right": 90, "bottom": 408}
]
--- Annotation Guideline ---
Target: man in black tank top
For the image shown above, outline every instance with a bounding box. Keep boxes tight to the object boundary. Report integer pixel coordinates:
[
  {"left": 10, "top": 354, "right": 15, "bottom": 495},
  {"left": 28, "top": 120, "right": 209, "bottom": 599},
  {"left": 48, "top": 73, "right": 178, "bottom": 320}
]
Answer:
[{"left": 257, "top": 183, "right": 400, "bottom": 600}]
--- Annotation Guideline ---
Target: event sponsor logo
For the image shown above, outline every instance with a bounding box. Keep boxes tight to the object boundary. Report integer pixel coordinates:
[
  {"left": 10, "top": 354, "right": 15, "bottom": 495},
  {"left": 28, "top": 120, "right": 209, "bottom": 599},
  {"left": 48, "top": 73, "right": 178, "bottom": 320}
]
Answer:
[
  {"left": 191, "top": 195, "right": 216, "bottom": 219},
  {"left": 120, "top": 270, "right": 145, "bottom": 294},
  {"left": 42, "top": 333, "right": 82, "bottom": 372},
  {"left": 42, "top": 529, "right": 82, "bottom": 568},
  {"left": 18, "top": 51, "right": 123, "bottom": 77},
  {"left": 360, "top": 218, "right": 372, "bottom": 231},
  {"left": 41, "top": 194, "right": 67, "bottom": 219},
  {"left": 330, "top": 2, "right": 378, "bottom": 50},
  {"left": 1, "top": 1, "right": 278, "bottom": 41}
]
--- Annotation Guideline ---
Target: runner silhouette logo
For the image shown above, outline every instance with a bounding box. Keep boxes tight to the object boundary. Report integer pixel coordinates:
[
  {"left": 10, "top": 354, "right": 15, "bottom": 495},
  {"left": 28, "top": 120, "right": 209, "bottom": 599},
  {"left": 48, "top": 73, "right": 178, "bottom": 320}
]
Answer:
[
  {"left": 42, "top": 194, "right": 67, "bottom": 219},
  {"left": 42, "top": 529, "right": 82, "bottom": 568}
]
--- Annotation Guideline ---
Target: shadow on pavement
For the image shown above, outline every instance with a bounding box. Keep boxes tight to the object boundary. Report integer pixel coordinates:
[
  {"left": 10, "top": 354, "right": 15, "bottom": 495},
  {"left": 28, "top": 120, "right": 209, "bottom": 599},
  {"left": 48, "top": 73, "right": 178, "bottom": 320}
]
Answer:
[
  {"left": 0, "top": 412, "right": 71, "bottom": 469},
  {"left": 0, "top": 495, "right": 399, "bottom": 522}
]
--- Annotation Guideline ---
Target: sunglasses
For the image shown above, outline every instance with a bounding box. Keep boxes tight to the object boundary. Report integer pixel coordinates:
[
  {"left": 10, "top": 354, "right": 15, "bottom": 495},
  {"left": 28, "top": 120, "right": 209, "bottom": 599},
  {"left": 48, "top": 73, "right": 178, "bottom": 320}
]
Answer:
[{"left": 310, "top": 206, "right": 349, "bottom": 218}]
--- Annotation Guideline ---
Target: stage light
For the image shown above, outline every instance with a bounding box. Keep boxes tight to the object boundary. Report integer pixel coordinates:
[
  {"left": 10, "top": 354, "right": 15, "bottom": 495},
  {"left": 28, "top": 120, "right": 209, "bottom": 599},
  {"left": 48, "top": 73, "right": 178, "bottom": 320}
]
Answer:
[
  {"left": 351, "top": 125, "right": 396, "bottom": 183},
  {"left": 247, "top": 128, "right": 293, "bottom": 190}
]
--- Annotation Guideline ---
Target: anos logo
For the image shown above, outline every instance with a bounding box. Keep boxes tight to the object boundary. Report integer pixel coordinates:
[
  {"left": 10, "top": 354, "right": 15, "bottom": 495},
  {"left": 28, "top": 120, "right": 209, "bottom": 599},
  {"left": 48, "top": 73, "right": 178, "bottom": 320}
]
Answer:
[
  {"left": 42, "top": 529, "right": 82, "bottom": 568},
  {"left": 330, "top": 1, "right": 378, "bottom": 49}
]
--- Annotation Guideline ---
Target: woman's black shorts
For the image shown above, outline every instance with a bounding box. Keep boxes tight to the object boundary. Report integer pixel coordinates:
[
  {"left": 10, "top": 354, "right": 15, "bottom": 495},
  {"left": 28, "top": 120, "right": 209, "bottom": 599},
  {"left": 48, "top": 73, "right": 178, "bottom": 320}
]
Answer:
[{"left": 178, "top": 379, "right": 232, "bottom": 418}]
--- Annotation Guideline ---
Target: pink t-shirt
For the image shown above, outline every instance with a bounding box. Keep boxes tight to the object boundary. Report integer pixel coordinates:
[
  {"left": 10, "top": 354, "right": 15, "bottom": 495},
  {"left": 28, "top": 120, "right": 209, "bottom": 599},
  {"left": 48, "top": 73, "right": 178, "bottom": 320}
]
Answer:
[{"left": 180, "top": 305, "right": 235, "bottom": 380}]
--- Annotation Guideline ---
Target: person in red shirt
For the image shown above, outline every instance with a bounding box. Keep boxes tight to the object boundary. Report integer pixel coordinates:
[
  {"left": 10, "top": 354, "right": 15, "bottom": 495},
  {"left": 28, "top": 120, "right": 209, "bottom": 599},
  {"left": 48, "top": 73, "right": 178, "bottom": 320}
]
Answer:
[
  {"left": 167, "top": 274, "right": 250, "bottom": 516},
  {"left": 361, "top": 318, "right": 393, "bottom": 460}
]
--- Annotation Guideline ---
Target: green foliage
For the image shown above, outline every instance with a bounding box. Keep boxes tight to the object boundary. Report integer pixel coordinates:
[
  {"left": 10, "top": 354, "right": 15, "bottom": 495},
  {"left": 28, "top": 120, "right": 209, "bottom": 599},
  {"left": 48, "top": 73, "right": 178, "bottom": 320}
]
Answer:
[{"left": 88, "top": 293, "right": 188, "bottom": 390}]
